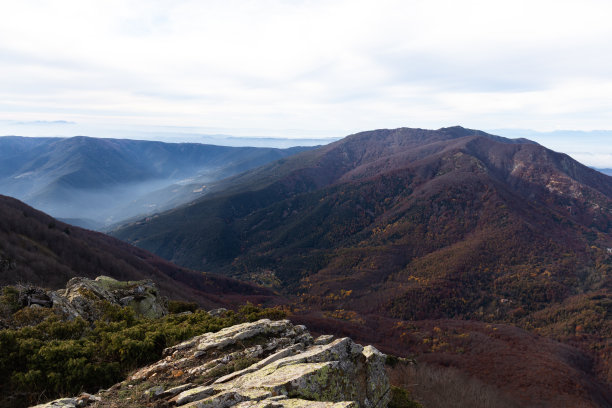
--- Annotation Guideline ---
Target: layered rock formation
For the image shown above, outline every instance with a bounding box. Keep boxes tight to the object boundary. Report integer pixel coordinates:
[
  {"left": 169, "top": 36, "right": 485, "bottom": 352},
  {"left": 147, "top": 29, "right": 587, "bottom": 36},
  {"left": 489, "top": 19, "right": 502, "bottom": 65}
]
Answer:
[
  {"left": 16, "top": 275, "right": 167, "bottom": 321},
  {"left": 33, "top": 319, "right": 391, "bottom": 408}
]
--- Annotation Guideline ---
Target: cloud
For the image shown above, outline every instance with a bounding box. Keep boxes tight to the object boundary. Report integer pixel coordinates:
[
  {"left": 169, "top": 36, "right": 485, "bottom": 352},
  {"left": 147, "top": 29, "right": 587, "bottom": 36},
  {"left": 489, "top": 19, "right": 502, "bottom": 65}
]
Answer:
[
  {"left": 1, "top": 0, "right": 612, "bottom": 137},
  {"left": 13, "top": 120, "right": 76, "bottom": 126}
]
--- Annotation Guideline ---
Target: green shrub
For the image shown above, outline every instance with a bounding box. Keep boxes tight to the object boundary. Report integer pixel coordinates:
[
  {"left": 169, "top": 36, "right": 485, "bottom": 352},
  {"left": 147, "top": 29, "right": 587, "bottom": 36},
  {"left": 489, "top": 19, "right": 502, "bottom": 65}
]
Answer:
[
  {"left": 0, "top": 286, "right": 20, "bottom": 313},
  {"left": 389, "top": 386, "right": 423, "bottom": 408},
  {"left": 168, "top": 300, "right": 199, "bottom": 314},
  {"left": 386, "top": 354, "right": 400, "bottom": 367},
  {"left": 236, "top": 303, "right": 286, "bottom": 321},
  {"left": 11, "top": 306, "right": 56, "bottom": 328},
  {"left": 0, "top": 303, "right": 286, "bottom": 407}
]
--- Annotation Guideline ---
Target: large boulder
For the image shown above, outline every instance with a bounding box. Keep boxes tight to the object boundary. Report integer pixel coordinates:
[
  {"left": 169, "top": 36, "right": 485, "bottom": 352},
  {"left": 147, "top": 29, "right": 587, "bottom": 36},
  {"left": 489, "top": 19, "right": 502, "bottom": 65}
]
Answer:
[
  {"left": 49, "top": 275, "right": 167, "bottom": 320},
  {"left": 38, "top": 319, "right": 391, "bottom": 408}
]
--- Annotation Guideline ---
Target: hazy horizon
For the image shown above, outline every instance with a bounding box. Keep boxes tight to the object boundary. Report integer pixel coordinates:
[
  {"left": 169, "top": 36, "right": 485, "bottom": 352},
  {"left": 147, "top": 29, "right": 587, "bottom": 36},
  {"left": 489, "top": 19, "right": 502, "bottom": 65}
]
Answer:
[
  {"left": 1, "top": 121, "right": 610, "bottom": 168},
  {"left": 2, "top": 1, "right": 612, "bottom": 167}
]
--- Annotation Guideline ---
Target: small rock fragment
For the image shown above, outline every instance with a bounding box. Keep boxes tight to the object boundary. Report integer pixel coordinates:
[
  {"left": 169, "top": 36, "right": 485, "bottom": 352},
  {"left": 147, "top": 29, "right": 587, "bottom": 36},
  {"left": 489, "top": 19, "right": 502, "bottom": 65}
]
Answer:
[
  {"left": 208, "top": 308, "right": 228, "bottom": 317},
  {"left": 314, "top": 334, "right": 334, "bottom": 345},
  {"left": 143, "top": 385, "right": 165, "bottom": 399},
  {"left": 158, "top": 383, "right": 195, "bottom": 399},
  {"left": 174, "top": 385, "right": 215, "bottom": 405}
]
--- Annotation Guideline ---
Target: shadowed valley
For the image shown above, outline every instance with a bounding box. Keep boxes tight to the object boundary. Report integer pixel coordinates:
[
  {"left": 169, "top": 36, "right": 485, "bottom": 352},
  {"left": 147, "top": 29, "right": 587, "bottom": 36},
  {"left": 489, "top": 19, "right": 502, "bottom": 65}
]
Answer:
[
  {"left": 0, "top": 136, "right": 313, "bottom": 228},
  {"left": 0, "top": 195, "right": 279, "bottom": 309}
]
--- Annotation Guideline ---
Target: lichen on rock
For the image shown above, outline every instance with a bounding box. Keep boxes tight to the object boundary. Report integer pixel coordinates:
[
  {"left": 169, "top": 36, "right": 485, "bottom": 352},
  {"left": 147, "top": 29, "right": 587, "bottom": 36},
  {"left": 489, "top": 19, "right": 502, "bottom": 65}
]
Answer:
[
  {"left": 37, "top": 319, "right": 391, "bottom": 408},
  {"left": 27, "top": 275, "right": 170, "bottom": 321}
]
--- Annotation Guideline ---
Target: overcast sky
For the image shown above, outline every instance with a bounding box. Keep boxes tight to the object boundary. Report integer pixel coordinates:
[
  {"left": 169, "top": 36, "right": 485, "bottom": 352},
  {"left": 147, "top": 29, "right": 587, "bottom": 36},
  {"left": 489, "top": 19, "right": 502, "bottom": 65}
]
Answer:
[{"left": 1, "top": 0, "right": 612, "bottom": 165}]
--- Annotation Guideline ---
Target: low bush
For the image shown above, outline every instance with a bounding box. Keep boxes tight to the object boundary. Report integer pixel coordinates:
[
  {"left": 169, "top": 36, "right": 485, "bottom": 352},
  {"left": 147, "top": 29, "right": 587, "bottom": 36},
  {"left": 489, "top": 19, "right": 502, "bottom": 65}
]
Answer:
[
  {"left": 388, "top": 386, "right": 422, "bottom": 408},
  {"left": 0, "top": 302, "right": 285, "bottom": 407},
  {"left": 167, "top": 300, "right": 199, "bottom": 314}
]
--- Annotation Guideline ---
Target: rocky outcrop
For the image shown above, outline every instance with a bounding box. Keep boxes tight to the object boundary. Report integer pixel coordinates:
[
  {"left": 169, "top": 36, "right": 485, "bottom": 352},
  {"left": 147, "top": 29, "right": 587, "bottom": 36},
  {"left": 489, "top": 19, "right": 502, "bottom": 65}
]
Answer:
[
  {"left": 33, "top": 319, "right": 391, "bottom": 408},
  {"left": 17, "top": 275, "right": 167, "bottom": 321},
  {"left": 53, "top": 275, "right": 167, "bottom": 320},
  {"left": 30, "top": 394, "right": 100, "bottom": 408},
  {"left": 18, "top": 286, "right": 53, "bottom": 308}
]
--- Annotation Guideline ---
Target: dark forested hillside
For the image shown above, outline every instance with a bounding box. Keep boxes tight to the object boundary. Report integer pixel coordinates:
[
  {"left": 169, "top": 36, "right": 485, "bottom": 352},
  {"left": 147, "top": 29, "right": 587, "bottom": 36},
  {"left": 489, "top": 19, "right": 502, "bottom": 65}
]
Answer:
[
  {"left": 0, "top": 195, "right": 278, "bottom": 308},
  {"left": 0, "top": 136, "right": 313, "bottom": 228}
]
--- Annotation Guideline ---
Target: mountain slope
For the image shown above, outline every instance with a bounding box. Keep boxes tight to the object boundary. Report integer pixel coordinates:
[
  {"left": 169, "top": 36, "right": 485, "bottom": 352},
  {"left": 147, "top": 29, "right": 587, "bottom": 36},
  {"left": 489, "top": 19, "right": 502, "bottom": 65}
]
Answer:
[
  {"left": 597, "top": 168, "right": 612, "bottom": 176},
  {"left": 0, "top": 195, "right": 278, "bottom": 309},
  {"left": 0, "top": 136, "right": 313, "bottom": 227},
  {"left": 112, "top": 126, "right": 612, "bottom": 380},
  {"left": 113, "top": 126, "right": 612, "bottom": 295},
  {"left": 114, "top": 128, "right": 612, "bottom": 400}
]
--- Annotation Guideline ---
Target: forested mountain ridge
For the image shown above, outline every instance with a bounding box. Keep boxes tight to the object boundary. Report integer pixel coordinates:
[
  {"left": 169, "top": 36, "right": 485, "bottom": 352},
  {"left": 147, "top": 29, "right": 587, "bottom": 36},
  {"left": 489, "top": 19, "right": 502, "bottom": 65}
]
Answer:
[
  {"left": 0, "top": 136, "right": 313, "bottom": 228},
  {"left": 112, "top": 126, "right": 612, "bottom": 388},
  {"left": 113, "top": 126, "right": 612, "bottom": 294}
]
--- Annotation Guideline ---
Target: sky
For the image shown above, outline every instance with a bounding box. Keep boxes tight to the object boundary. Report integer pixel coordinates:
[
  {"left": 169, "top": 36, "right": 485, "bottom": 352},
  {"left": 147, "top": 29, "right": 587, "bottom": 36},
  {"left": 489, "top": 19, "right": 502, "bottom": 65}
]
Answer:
[{"left": 1, "top": 1, "right": 612, "bottom": 166}]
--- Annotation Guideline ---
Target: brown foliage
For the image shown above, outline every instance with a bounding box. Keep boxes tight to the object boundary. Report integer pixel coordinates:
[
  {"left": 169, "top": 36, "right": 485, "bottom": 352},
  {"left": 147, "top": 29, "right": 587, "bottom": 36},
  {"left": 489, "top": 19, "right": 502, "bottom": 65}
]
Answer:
[
  {"left": 0, "top": 195, "right": 283, "bottom": 309},
  {"left": 291, "top": 312, "right": 612, "bottom": 407}
]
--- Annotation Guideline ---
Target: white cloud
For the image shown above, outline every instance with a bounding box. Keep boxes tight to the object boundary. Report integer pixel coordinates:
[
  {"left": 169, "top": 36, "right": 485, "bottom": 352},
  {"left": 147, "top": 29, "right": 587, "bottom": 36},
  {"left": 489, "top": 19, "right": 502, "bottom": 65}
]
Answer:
[{"left": 1, "top": 0, "right": 612, "bottom": 138}]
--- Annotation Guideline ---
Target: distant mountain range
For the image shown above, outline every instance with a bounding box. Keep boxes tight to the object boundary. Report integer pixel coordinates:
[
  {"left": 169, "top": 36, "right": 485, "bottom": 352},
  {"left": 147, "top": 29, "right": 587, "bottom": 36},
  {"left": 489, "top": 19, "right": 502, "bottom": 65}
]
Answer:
[
  {"left": 0, "top": 194, "right": 278, "bottom": 309},
  {"left": 112, "top": 126, "right": 612, "bottom": 385},
  {"left": 597, "top": 168, "right": 612, "bottom": 176},
  {"left": 0, "top": 136, "right": 314, "bottom": 228}
]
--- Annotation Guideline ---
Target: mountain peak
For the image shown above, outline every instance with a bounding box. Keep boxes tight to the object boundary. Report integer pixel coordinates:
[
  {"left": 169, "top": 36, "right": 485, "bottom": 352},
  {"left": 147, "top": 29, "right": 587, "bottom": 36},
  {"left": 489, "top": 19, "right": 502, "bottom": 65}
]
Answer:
[
  {"left": 113, "top": 125, "right": 612, "bottom": 278},
  {"left": 438, "top": 125, "right": 477, "bottom": 135}
]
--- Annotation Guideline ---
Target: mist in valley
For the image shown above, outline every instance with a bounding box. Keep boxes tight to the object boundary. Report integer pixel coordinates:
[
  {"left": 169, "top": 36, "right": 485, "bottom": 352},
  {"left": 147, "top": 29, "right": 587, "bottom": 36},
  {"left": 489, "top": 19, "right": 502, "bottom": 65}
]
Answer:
[{"left": 0, "top": 136, "right": 315, "bottom": 230}]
